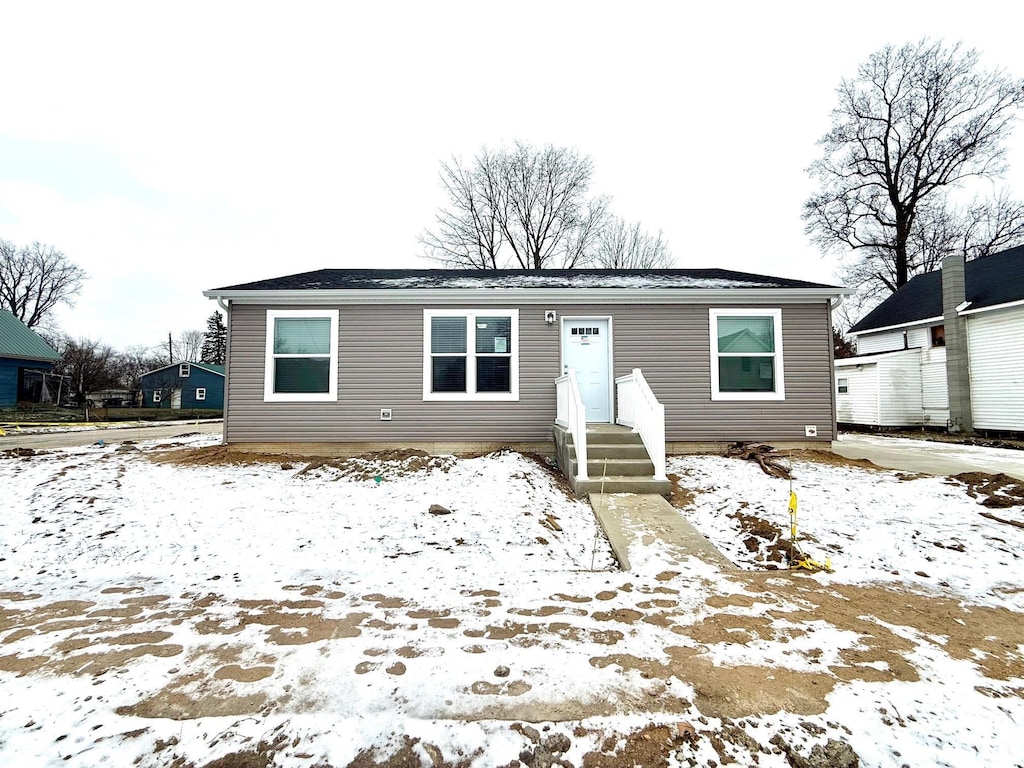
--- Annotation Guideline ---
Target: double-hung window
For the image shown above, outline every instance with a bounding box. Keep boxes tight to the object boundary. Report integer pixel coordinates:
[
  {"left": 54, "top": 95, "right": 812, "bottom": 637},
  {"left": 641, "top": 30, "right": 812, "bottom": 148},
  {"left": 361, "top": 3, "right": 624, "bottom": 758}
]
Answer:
[
  {"left": 424, "top": 309, "right": 519, "bottom": 400},
  {"left": 264, "top": 310, "right": 339, "bottom": 402},
  {"left": 709, "top": 308, "right": 785, "bottom": 400}
]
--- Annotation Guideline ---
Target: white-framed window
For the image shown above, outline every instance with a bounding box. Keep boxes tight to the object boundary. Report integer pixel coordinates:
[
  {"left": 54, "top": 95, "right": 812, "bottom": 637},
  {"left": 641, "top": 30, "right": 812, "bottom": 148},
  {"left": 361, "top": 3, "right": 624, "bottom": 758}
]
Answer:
[
  {"left": 837, "top": 378, "right": 849, "bottom": 394},
  {"left": 423, "top": 309, "right": 519, "bottom": 401},
  {"left": 196, "top": 387, "right": 207, "bottom": 401},
  {"left": 179, "top": 363, "right": 191, "bottom": 377},
  {"left": 264, "top": 309, "right": 339, "bottom": 402},
  {"left": 709, "top": 308, "right": 785, "bottom": 401},
  {"left": 153, "top": 390, "right": 162, "bottom": 403}
]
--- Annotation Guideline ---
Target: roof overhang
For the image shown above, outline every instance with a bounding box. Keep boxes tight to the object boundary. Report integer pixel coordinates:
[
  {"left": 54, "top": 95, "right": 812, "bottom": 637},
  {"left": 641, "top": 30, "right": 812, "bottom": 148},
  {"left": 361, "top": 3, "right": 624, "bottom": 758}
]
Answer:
[
  {"left": 958, "top": 297, "right": 1024, "bottom": 316},
  {"left": 0, "top": 352, "right": 61, "bottom": 364},
  {"left": 204, "top": 286, "right": 850, "bottom": 306}
]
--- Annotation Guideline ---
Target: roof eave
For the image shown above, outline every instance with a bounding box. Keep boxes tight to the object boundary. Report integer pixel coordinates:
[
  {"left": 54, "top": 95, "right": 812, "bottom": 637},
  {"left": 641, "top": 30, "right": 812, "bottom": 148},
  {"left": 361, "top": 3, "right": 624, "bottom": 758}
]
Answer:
[
  {"left": 203, "top": 286, "right": 849, "bottom": 305},
  {"left": 958, "top": 297, "right": 1024, "bottom": 316}
]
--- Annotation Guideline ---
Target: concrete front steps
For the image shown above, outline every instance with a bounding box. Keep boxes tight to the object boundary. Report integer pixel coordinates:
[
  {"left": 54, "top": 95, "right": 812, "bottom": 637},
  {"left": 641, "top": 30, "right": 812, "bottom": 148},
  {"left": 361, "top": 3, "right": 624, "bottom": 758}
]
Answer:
[{"left": 552, "top": 423, "right": 672, "bottom": 496}]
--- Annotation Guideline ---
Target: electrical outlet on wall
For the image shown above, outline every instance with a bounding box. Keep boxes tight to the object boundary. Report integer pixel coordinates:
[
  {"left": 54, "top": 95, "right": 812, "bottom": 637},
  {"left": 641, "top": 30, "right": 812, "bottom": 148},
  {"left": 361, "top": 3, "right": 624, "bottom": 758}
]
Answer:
[
  {"left": 804, "top": 425, "right": 817, "bottom": 437},
  {"left": 380, "top": 409, "right": 393, "bottom": 421}
]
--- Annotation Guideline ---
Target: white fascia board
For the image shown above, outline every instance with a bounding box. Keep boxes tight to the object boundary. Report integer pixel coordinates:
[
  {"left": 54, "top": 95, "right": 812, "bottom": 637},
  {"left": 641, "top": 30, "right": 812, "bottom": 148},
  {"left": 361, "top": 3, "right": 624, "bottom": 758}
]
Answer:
[
  {"left": 848, "top": 315, "right": 943, "bottom": 338},
  {"left": 834, "top": 348, "right": 923, "bottom": 366},
  {"left": 958, "top": 297, "right": 1024, "bottom": 316},
  {"left": 203, "top": 287, "right": 847, "bottom": 305}
]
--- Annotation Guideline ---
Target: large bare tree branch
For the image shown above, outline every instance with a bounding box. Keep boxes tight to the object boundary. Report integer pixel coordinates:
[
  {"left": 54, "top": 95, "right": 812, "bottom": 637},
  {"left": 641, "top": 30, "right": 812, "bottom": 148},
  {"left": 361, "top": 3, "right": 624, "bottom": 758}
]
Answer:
[
  {"left": 805, "top": 39, "right": 1024, "bottom": 298},
  {"left": 0, "top": 239, "right": 86, "bottom": 327},
  {"left": 420, "top": 142, "right": 668, "bottom": 270}
]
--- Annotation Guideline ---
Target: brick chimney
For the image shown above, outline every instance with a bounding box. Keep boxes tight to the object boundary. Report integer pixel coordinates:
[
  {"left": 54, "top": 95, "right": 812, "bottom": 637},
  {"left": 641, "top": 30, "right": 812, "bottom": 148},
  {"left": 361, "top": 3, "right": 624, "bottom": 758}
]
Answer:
[{"left": 941, "top": 253, "right": 973, "bottom": 433}]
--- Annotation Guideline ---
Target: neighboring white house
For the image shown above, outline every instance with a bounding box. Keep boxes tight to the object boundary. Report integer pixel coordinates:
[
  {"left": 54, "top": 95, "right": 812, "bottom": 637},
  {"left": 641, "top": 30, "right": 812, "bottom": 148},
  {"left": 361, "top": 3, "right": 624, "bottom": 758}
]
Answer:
[{"left": 837, "top": 245, "right": 1024, "bottom": 433}]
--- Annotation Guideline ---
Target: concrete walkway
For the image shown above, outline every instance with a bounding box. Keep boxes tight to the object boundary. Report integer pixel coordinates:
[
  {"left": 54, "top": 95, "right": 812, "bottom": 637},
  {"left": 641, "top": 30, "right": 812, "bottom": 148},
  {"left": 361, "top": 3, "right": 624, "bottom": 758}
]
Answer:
[
  {"left": 590, "top": 492, "right": 736, "bottom": 571},
  {"left": 832, "top": 433, "right": 1024, "bottom": 482}
]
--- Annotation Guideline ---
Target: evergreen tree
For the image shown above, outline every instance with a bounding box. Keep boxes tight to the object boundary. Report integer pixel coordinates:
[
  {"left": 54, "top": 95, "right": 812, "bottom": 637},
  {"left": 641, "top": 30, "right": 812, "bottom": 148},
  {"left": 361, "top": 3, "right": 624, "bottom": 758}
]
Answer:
[{"left": 200, "top": 312, "right": 227, "bottom": 365}]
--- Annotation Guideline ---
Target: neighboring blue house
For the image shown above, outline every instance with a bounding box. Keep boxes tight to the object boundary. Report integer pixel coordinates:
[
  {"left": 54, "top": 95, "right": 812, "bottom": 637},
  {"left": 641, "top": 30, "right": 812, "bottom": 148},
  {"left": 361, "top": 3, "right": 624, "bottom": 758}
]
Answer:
[
  {"left": 0, "top": 310, "right": 62, "bottom": 408},
  {"left": 140, "top": 362, "right": 224, "bottom": 409}
]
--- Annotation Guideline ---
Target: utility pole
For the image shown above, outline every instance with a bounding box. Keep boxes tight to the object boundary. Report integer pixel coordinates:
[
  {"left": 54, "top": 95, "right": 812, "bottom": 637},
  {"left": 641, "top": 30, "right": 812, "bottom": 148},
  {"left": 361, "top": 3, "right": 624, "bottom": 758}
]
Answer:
[{"left": 168, "top": 332, "right": 173, "bottom": 364}]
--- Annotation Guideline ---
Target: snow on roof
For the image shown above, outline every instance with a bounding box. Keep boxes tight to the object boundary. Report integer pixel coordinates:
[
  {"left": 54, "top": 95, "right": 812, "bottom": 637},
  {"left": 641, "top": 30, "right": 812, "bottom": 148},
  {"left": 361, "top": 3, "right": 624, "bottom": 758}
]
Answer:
[{"left": 211, "top": 268, "right": 842, "bottom": 293}]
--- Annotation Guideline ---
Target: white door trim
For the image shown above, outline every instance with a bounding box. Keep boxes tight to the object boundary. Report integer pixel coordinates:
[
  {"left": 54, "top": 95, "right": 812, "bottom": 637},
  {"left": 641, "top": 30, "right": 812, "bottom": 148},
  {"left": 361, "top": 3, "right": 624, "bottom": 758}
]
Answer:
[{"left": 560, "top": 315, "right": 614, "bottom": 423}]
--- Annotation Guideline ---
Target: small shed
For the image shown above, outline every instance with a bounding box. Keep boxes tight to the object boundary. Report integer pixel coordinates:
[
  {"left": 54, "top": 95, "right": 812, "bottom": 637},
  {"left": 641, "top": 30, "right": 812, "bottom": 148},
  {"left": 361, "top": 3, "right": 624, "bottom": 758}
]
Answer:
[
  {"left": 139, "top": 362, "right": 224, "bottom": 409},
  {"left": 835, "top": 349, "right": 923, "bottom": 427},
  {"left": 0, "top": 310, "right": 62, "bottom": 408}
]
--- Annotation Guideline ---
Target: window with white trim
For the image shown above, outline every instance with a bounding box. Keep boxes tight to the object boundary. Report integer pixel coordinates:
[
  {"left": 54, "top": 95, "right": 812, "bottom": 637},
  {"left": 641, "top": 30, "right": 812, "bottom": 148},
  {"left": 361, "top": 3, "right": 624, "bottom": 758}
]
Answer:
[
  {"left": 837, "top": 378, "right": 849, "bottom": 394},
  {"left": 264, "top": 310, "right": 339, "bottom": 402},
  {"left": 423, "top": 309, "right": 519, "bottom": 400},
  {"left": 153, "top": 390, "right": 162, "bottom": 403},
  {"left": 709, "top": 308, "right": 785, "bottom": 400},
  {"left": 179, "top": 363, "right": 191, "bottom": 377},
  {"left": 196, "top": 387, "right": 207, "bottom": 401}
]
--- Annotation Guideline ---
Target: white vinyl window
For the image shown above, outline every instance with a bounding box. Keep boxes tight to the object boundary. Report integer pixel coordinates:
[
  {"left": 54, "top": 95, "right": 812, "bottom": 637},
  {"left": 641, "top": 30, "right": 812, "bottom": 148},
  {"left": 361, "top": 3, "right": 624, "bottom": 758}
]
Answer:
[
  {"left": 709, "top": 308, "right": 785, "bottom": 401},
  {"left": 264, "top": 310, "right": 339, "bottom": 402},
  {"left": 837, "top": 378, "right": 849, "bottom": 394},
  {"left": 196, "top": 387, "right": 207, "bottom": 401},
  {"left": 179, "top": 363, "right": 191, "bottom": 377},
  {"left": 423, "top": 309, "right": 519, "bottom": 401},
  {"left": 152, "top": 390, "right": 162, "bottom": 403}
]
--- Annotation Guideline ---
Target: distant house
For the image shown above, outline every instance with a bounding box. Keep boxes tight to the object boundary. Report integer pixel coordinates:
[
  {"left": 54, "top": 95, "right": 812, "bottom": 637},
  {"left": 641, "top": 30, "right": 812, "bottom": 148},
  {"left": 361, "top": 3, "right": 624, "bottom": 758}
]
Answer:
[
  {"left": 139, "top": 362, "right": 224, "bottom": 409},
  {"left": 0, "top": 310, "right": 62, "bottom": 408},
  {"left": 837, "top": 246, "right": 1024, "bottom": 433}
]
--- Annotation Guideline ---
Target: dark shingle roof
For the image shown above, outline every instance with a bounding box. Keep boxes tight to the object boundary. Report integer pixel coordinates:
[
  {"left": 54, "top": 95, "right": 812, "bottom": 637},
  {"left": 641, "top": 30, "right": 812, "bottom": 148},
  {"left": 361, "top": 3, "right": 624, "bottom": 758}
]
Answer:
[
  {"left": 849, "top": 245, "right": 1024, "bottom": 334},
  {"left": 0, "top": 310, "right": 62, "bottom": 362},
  {"left": 211, "top": 268, "right": 841, "bottom": 292}
]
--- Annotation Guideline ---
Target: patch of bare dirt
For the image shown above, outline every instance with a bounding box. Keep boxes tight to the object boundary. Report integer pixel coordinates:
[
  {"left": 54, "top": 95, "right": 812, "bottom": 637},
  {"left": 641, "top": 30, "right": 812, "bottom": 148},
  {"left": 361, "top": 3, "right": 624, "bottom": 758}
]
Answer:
[
  {"left": 788, "top": 448, "right": 881, "bottom": 471},
  {"left": 951, "top": 471, "right": 1024, "bottom": 508},
  {"left": 666, "top": 473, "right": 696, "bottom": 508},
  {"left": 728, "top": 509, "right": 791, "bottom": 566}
]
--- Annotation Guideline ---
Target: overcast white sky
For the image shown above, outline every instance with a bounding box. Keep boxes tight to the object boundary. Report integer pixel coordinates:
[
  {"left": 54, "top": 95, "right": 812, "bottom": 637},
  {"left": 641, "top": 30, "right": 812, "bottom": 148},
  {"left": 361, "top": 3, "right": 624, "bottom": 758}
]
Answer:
[{"left": 2, "top": 1, "right": 1024, "bottom": 350}]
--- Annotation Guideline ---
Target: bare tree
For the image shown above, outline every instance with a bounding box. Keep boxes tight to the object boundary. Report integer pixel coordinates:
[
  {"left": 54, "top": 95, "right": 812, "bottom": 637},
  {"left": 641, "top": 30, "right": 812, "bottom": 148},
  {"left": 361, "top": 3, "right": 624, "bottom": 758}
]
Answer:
[
  {"left": 804, "top": 39, "right": 1024, "bottom": 297},
  {"left": 51, "top": 337, "right": 119, "bottom": 404},
  {"left": 0, "top": 239, "right": 87, "bottom": 327},
  {"left": 421, "top": 154, "right": 506, "bottom": 269},
  {"left": 422, "top": 142, "right": 614, "bottom": 269},
  {"left": 174, "top": 330, "right": 204, "bottom": 362},
  {"left": 113, "top": 346, "right": 165, "bottom": 392},
  {"left": 593, "top": 216, "right": 674, "bottom": 268}
]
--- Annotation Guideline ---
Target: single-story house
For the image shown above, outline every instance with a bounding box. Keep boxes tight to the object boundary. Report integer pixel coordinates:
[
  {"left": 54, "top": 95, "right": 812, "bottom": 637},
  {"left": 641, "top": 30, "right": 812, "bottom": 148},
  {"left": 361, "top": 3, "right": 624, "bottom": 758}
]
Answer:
[
  {"left": 0, "top": 309, "right": 62, "bottom": 408},
  {"left": 204, "top": 269, "right": 847, "bottom": 490},
  {"left": 140, "top": 362, "right": 224, "bottom": 409},
  {"left": 837, "top": 245, "right": 1024, "bottom": 433}
]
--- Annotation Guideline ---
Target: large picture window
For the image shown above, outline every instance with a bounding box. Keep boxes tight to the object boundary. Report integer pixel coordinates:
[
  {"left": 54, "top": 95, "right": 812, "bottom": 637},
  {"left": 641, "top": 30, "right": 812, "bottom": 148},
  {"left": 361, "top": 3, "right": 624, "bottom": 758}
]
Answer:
[
  {"left": 424, "top": 310, "right": 519, "bottom": 401},
  {"left": 264, "top": 310, "right": 339, "bottom": 402},
  {"left": 709, "top": 309, "right": 785, "bottom": 400}
]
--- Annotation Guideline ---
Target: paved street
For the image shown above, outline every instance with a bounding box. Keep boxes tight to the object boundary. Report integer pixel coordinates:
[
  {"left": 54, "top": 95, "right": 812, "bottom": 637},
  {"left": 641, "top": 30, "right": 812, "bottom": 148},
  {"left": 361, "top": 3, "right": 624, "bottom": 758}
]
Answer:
[{"left": 0, "top": 421, "right": 223, "bottom": 450}]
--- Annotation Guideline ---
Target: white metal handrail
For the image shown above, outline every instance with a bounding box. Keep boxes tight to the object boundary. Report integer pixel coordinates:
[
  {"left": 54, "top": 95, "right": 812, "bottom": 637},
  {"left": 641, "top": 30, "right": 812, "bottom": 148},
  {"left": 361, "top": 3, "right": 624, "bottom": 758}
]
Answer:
[
  {"left": 615, "top": 368, "right": 666, "bottom": 481},
  {"left": 555, "top": 369, "right": 588, "bottom": 481}
]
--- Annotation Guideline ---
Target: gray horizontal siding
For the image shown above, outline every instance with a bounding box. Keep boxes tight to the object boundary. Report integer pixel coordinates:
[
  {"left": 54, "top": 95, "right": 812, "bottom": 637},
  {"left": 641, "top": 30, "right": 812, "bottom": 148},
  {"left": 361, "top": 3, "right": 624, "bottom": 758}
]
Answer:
[{"left": 224, "top": 301, "right": 836, "bottom": 444}]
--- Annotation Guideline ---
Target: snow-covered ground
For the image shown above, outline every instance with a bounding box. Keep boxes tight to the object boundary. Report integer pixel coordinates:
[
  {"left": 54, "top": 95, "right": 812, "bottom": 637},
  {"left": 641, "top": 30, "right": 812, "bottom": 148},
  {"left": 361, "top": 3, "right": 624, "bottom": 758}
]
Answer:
[{"left": 0, "top": 435, "right": 1021, "bottom": 767}]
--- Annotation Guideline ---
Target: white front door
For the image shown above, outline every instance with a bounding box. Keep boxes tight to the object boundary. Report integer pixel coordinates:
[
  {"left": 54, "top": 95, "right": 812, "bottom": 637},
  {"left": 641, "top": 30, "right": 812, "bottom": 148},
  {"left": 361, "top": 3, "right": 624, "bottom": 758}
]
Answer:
[
  {"left": 561, "top": 318, "right": 611, "bottom": 422},
  {"left": 170, "top": 388, "right": 182, "bottom": 409}
]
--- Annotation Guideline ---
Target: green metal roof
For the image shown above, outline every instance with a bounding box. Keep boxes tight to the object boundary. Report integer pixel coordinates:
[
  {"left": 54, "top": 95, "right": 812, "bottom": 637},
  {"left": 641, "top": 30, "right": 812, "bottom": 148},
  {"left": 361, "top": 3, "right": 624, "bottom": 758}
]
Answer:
[{"left": 0, "top": 310, "right": 62, "bottom": 362}]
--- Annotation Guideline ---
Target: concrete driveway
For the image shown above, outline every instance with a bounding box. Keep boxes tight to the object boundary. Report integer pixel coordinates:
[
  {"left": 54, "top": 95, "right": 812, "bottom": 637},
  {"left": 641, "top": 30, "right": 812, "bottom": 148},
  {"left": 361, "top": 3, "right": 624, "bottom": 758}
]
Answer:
[
  {"left": 832, "top": 432, "right": 1024, "bottom": 482},
  {"left": 0, "top": 420, "right": 223, "bottom": 450}
]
